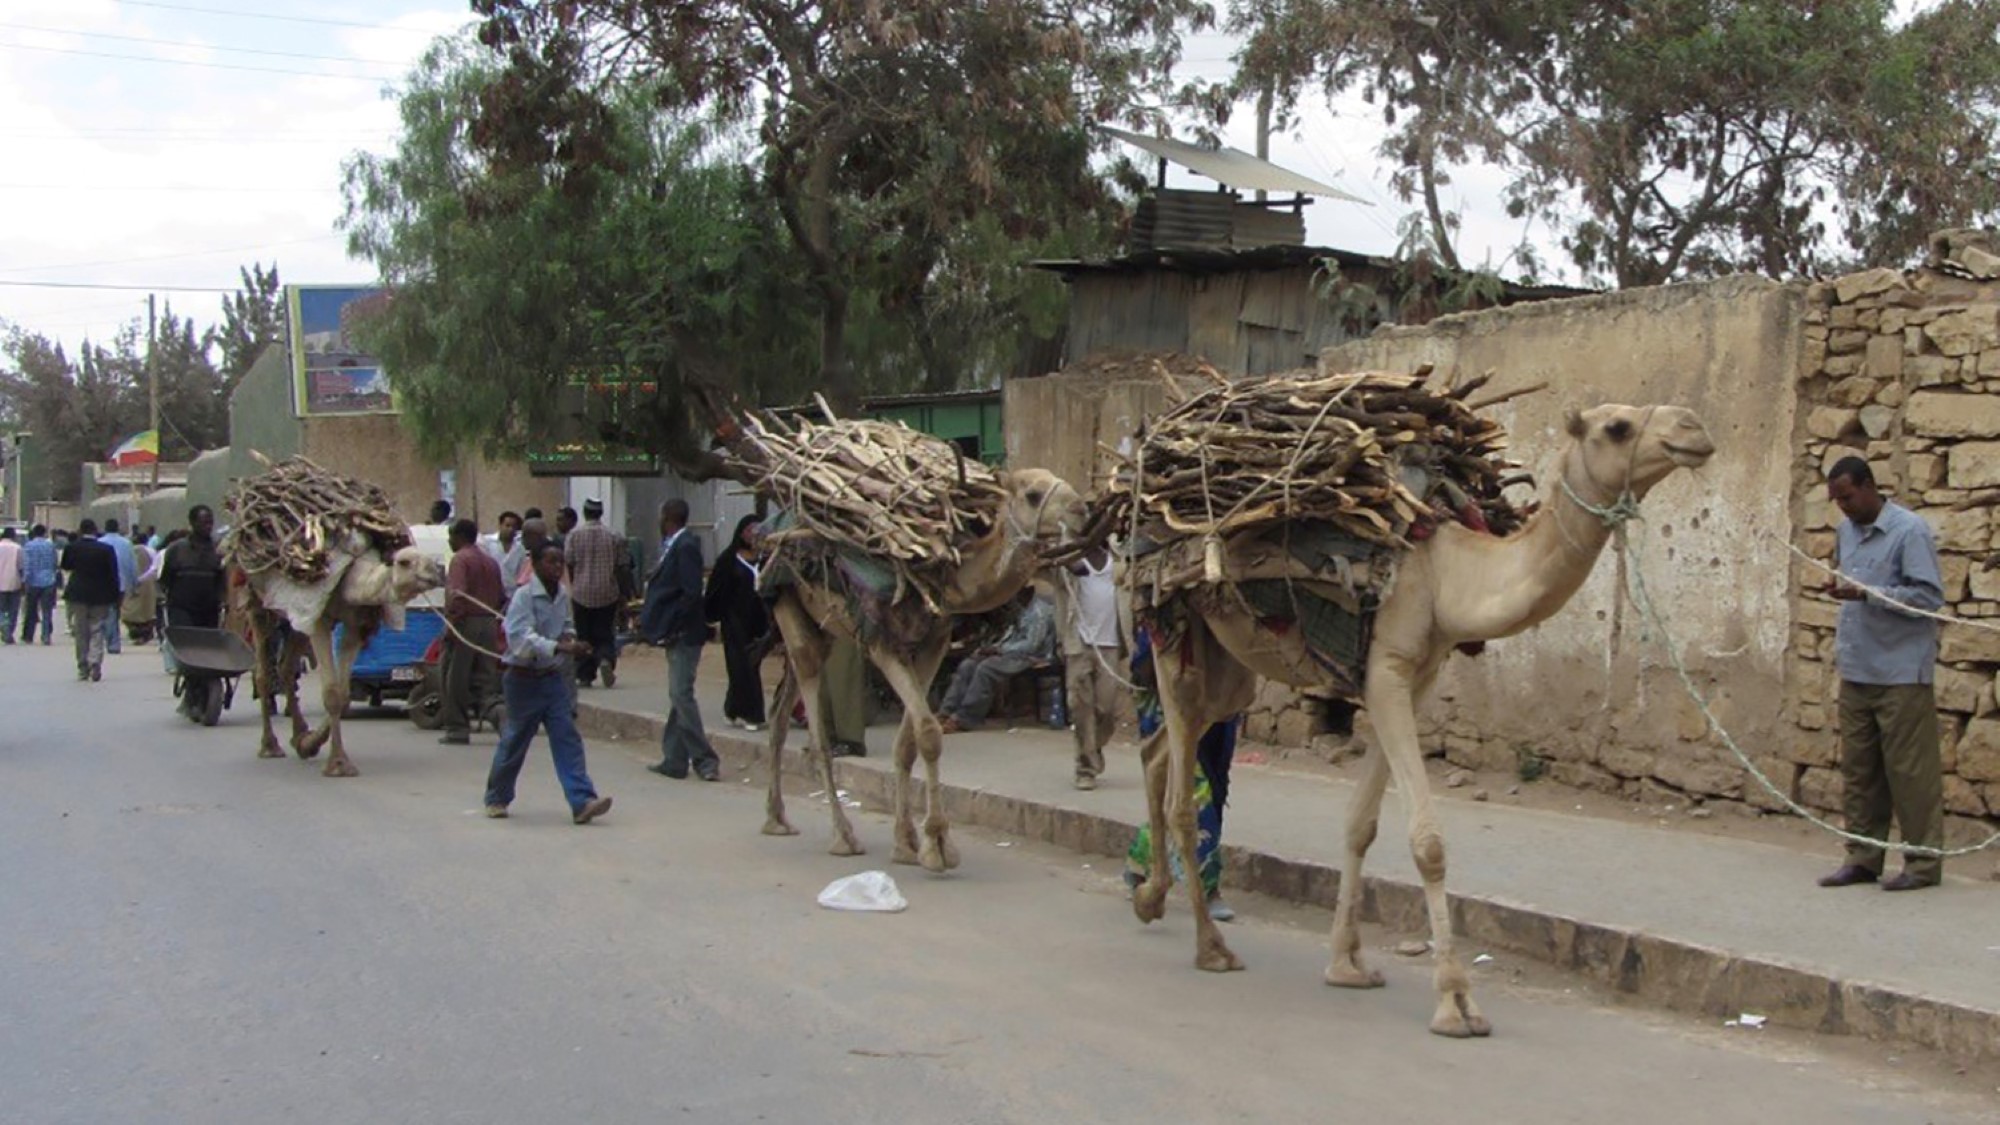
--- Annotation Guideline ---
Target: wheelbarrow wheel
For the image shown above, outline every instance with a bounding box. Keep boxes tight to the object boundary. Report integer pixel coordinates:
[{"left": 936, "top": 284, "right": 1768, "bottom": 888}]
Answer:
[
  {"left": 407, "top": 677, "right": 444, "bottom": 730},
  {"left": 480, "top": 699, "right": 507, "bottom": 733},
  {"left": 201, "top": 679, "right": 225, "bottom": 727}
]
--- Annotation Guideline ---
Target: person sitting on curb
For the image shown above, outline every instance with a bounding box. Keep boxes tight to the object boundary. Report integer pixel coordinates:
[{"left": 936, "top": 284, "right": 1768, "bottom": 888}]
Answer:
[{"left": 937, "top": 587, "right": 1054, "bottom": 734}]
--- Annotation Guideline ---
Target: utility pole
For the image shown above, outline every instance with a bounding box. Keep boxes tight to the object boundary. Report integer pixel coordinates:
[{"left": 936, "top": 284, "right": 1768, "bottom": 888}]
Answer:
[
  {"left": 1254, "top": 84, "right": 1274, "bottom": 205},
  {"left": 147, "top": 293, "right": 159, "bottom": 490}
]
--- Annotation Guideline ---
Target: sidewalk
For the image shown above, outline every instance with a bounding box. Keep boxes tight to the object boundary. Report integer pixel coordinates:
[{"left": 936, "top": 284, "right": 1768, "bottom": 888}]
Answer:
[{"left": 581, "top": 645, "right": 2000, "bottom": 1066}]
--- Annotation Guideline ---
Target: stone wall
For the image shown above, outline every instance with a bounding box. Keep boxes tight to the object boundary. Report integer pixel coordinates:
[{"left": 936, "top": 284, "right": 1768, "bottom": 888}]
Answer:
[{"left": 1789, "top": 238, "right": 2000, "bottom": 842}]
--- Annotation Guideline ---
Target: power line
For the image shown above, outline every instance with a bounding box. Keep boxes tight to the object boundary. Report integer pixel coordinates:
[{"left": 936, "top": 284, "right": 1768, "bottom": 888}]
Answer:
[
  {"left": 0, "top": 20, "right": 409, "bottom": 66},
  {"left": 113, "top": 0, "right": 445, "bottom": 33},
  {"left": 0, "top": 280, "right": 238, "bottom": 292},
  {"left": 0, "top": 41, "right": 397, "bottom": 81}
]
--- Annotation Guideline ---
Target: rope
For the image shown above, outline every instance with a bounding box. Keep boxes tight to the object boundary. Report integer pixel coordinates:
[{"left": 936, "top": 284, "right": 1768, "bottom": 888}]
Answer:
[{"left": 1562, "top": 483, "right": 2000, "bottom": 858}]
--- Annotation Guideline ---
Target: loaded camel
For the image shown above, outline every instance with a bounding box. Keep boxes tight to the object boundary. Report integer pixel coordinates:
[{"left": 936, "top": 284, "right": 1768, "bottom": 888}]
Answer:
[
  {"left": 225, "top": 457, "right": 445, "bottom": 777},
  {"left": 1127, "top": 386, "right": 1714, "bottom": 1038},
  {"left": 712, "top": 409, "right": 1083, "bottom": 870}
]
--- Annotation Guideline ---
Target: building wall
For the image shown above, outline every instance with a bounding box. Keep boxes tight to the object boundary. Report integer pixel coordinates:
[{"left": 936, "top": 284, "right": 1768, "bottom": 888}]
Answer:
[
  {"left": 295, "top": 414, "right": 559, "bottom": 529},
  {"left": 227, "top": 345, "right": 302, "bottom": 484},
  {"left": 1061, "top": 265, "right": 1383, "bottom": 376}
]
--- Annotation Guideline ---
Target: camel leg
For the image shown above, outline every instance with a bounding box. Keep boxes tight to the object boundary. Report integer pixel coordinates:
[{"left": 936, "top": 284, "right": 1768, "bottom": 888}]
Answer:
[
  {"left": 309, "top": 624, "right": 361, "bottom": 778},
  {"left": 249, "top": 614, "right": 285, "bottom": 759},
  {"left": 871, "top": 633, "right": 950, "bottom": 872},
  {"left": 285, "top": 634, "right": 311, "bottom": 748},
  {"left": 1366, "top": 658, "right": 1487, "bottom": 1038},
  {"left": 1155, "top": 630, "right": 1241, "bottom": 973},
  {"left": 761, "top": 662, "right": 801, "bottom": 837},
  {"left": 1129, "top": 729, "right": 1173, "bottom": 924},
  {"left": 1325, "top": 743, "right": 1390, "bottom": 988},
  {"left": 774, "top": 599, "right": 862, "bottom": 856}
]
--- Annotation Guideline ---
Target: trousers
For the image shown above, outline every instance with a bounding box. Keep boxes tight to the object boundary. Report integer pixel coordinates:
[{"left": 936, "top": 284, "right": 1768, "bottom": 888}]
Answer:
[
  {"left": 485, "top": 669, "right": 601, "bottom": 815},
  {"left": 439, "top": 616, "right": 500, "bottom": 736},
  {"left": 1066, "top": 645, "right": 1124, "bottom": 780},
  {"left": 1838, "top": 680, "right": 1945, "bottom": 881}
]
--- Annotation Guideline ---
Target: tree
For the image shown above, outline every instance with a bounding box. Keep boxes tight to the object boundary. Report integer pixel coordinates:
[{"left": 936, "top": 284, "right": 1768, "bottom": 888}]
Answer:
[
  {"left": 1231, "top": 0, "right": 2000, "bottom": 285},
  {"left": 153, "top": 305, "right": 229, "bottom": 461},
  {"left": 210, "top": 262, "right": 285, "bottom": 389},
  {"left": 466, "top": 0, "right": 1206, "bottom": 407}
]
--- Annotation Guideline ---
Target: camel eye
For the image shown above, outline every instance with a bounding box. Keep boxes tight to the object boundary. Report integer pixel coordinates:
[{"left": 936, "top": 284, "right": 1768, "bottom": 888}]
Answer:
[
  {"left": 1604, "top": 419, "right": 1633, "bottom": 442},
  {"left": 1026, "top": 489, "right": 1045, "bottom": 506}
]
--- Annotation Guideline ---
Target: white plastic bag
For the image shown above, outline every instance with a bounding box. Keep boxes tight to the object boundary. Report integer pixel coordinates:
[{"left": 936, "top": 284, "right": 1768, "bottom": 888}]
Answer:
[{"left": 816, "top": 870, "right": 908, "bottom": 913}]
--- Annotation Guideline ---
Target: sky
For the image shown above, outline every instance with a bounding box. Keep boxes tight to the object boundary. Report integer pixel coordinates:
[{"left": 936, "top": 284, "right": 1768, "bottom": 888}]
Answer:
[{"left": 0, "top": 1, "right": 1531, "bottom": 356}]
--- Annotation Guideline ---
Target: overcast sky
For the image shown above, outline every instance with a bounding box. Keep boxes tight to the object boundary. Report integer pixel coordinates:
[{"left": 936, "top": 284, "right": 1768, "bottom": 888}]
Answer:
[{"left": 0, "top": 1, "right": 1530, "bottom": 356}]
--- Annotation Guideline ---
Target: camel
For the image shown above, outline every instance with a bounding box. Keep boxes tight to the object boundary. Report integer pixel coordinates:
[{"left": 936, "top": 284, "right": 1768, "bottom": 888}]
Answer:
[
  {"left": 760, "top": 467, "right": 1085, "bottom": 870},
  {"left": 236, "top": 538, "right": 445, "bottom": 777},
  {"left": 1131, "top": 402, "right": 1715, "bottom": 1038}
]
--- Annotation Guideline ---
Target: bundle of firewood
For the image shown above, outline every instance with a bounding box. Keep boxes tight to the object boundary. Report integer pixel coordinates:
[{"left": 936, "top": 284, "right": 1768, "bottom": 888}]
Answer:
[
  {"left": 720, "top": 403, "right": 1010, "bottom": 604},
  {"left": 223, "top": 456, "right": 412, "bottom": 584},
  {"left": 1104, "top": 363, "right": 1531, "bottom": 550}
]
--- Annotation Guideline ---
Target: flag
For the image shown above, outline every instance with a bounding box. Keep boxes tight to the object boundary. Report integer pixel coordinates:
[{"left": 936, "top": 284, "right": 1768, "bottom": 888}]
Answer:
[{"left": 110, "top": 430, "right": 159, "bottom": 468}]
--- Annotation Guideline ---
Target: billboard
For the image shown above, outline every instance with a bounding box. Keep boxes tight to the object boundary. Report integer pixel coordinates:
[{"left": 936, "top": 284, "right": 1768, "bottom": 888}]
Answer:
[
  {"left": 527, "top": 371, "right": 663, "bottom": 477},
  {"left": 289, "top": 284, "right": 394, "bottom": 416}
]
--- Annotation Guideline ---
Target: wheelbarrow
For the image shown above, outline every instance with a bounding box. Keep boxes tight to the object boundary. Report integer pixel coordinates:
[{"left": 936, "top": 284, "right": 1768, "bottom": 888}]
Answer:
[{"left": 164, "top": 625, "right": 256, "bottom": 728}]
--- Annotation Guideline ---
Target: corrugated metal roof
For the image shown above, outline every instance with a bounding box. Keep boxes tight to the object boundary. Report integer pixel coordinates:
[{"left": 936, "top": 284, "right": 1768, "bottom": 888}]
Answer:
[{"left": 1101, "top": 126, "right": 1372, "bottom": 204}]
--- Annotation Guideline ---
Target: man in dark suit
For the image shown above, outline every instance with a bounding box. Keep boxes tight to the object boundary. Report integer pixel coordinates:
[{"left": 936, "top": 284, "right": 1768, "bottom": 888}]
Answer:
[
  {"left": 59, "top": 519, "right": 120, "bottom": 682},
  {"left": 642, "top": 498, "right": 719, "bottom": 781}
]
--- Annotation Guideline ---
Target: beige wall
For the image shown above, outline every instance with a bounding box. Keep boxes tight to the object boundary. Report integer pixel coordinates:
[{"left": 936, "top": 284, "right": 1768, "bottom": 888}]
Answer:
[
  {"left": 1319, "top": 276, "right": 1805, "bottom": 799},
  {"left": 298, "top": 414, "right": 561, "bottom": 530}
]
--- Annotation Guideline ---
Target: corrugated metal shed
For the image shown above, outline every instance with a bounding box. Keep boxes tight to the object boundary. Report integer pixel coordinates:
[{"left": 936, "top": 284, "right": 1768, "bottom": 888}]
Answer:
[{"left": 1101, "top": 126, "right": 1371, "bottom": 203}]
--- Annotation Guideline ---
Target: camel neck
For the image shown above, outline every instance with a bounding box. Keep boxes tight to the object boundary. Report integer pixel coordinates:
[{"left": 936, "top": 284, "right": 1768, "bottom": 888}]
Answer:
[{"left": 1491, "top": 447, "right": 1620, "bottom": 627}]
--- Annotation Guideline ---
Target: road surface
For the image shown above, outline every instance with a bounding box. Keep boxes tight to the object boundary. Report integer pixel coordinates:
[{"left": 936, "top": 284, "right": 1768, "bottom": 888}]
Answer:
[{"left": 0, "top": 642, "right": 1991, "bottom": 1123}]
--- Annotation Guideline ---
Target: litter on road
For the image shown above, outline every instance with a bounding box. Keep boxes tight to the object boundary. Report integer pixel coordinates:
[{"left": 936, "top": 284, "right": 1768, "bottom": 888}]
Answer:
[{"left": 817, "top": 871, "right": 908, "bottom": 913}]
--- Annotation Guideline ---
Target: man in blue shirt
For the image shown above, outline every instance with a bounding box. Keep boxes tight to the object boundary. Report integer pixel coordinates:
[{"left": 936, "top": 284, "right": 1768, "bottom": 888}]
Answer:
[
  {"left": 482, "top": 543, "right": 613, "bottom": 825},
  {"left": 1817, "top": 456, "right": 1945, "bottom": 892},
  {"left": 19, "top": 524, "right": 60, "bottom": 645},
  {"left": 99, "top": 518, "right": 137, "bottom": 655},
  {"left": 938, "top": 587, "right": 1056, "bottom": 733}
]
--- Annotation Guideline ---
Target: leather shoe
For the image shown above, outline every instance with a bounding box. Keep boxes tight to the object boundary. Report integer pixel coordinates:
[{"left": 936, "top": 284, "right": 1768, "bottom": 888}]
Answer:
[
  {"left": 1880, "top": 871, "right": 1938, "bottom": 892},
  {"left": 647, "top": 762, "right": 686, "bottom": 779},
  {"left": 1816, "top": 864, "right": 1879, "bottom": 888},
  {"left": 829, "top": 741, "right": 867, "bottom": 759}
]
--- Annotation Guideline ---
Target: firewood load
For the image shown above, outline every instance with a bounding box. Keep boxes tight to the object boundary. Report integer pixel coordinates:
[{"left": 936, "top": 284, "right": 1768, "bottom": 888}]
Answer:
[
  {"left": 1097, "top": 363, "right": 1537, "bottom": 698},
  {"left": 716, "top": 402, "right": 1010, "bottom": 620},
  {"left": 223, "top": 456, "right": 413, "bottom": 586}
]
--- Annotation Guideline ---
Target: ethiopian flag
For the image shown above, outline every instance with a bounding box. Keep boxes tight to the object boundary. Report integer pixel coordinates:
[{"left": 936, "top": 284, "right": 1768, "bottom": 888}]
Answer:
[{"left": 110, "top": 430, "right": 159, "bottom": 467}]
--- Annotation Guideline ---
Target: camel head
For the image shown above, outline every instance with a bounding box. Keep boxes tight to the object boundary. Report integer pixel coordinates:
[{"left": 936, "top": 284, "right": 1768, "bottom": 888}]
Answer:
[
  {"left": 339, "top": 543, "right": 446, "bottom": 608},
  {"left": 1563, "top": 403, "right": 1715, "bottom": 500},
  {"left": 997, "top": 467, "right": 1086, "bottom": 545}
]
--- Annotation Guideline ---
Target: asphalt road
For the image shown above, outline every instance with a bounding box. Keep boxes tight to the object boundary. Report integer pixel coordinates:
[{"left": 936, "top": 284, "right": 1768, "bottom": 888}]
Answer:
[{"left": 1, "top": 641, "right": 1992, "bottom": 1124}]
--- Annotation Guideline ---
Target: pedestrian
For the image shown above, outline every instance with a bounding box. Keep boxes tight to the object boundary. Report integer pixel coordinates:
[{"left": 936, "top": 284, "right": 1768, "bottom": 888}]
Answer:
[
  {"left": 160, "top": 507, "right": 227, "bottom": 715},
  {"left": 1057, "top": 545, "right": 1125, "bottom": 790},
  {"left": 553, "top": 506, "right": 577, "bottom": 550},
  {"left": 937, "top": 587, "right": 1055, "bottom": 733},
  {"left": 59, "top": 519, "right": 120, "bottom": 682},
  {"left": 482, "top": 543, "right": 613, "bottom": 824},
  {"left": 99, "top": 518, "right": 136, "bottom": 655},
  {"left": 429, "top": 499, "right": 453, "bottom": 525},
  {"left": 516, "top": 517, "right": 550, "bottom": 590},
  {"left": 0, "top": 527, "right": 21, "bottom": 644},
  {"left": 704, "top": 514, "right": 769, "bottom": 732},
  {"left": 19, "top": 525, "right": 60, "bottom": 645},
  {"left": 641, "top": 498, "right": 720, "bottom": 781},
  {"left": 563, "top": 498, "right": 622, "bottom": 688},
  {"left": 1122, "top": 627, "right": 1241, "bottom": 922},
  {"left": 121, "top": 538, "right": 158, "bottom": 644},
  {"left": 1816, "top": 456, "right": 1946, "bottom": 892},
  {"left": 439, "top": 518, "right": 504, "bottom": 745},
  {"left": 482, "top": 510, "right": 525, "bottom": 602}
]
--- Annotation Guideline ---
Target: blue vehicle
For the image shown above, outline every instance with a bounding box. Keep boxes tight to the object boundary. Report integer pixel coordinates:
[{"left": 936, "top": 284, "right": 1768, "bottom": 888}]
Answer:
[{"left": 334, "top": 607, "right": 445, "bottom": 708}]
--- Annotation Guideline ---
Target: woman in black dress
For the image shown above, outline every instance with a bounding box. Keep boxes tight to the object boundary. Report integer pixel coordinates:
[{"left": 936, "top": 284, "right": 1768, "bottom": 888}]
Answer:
[{"left": 704, "top": 514, "right": 770, "bottom": 730}]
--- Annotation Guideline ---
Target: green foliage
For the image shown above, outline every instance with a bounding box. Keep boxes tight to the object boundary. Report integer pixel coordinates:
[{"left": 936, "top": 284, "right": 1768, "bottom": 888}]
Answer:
[{"left": 209, "top": 262, "right": 284, "bottom": 389}]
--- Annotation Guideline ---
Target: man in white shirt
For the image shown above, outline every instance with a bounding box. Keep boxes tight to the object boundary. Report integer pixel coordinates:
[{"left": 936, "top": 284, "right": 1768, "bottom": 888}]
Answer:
[
  {"left": 1057, "top": 545, "right": 1125, "bottom": 790},
  {"left": 0, "top": 528, "right": 22, "bottom": 644},
  {"left": 482, "top": 510, "right": 526, "bottom": 601}
]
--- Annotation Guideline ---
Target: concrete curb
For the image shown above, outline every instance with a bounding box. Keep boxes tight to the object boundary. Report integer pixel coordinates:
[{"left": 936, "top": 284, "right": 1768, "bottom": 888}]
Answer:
[{"left": 581, "top": 701, "right": 2000, "bottom": 1066}]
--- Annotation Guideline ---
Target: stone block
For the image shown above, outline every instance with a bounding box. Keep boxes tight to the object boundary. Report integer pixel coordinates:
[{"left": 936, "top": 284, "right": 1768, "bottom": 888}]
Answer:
[
  {"left": 1596, "top": 743, "right": 1654, "bottom": 779},
  {"left": 1805, "top": 406, "right": 1860, "bottom": 441},
  {"left": 1954, "top": 716, "right": 2000, "bottom": 781},
  {"left": 1856, "top": 404, "right": 1895, "bottom": 438},
  {"left": 1880, "top": 308, "right": 1909, "bottom": 336},
  {"left": 1818, "top": 445, "right": 1868, "bottom": 477},
  {"left": 1971, "top": 565, "right": 2000, "bottom": 602},
  {"left": 1827, "top": 375, "right": 1880, "bottom": 406},
  {"left": 1743, "top": 756, "right": 1800, "bottom": 810},
  {"left": 1907, "top": 452, "right": 1944, "bottom": 489},
  {"left": 1941, "top": 553, "right": 1972, "bottom": 601},
  {"left": 1877, "top": 379, "right": 1907, "bottom": 407},
  {"left": 1922, "top": 305, "right": 2000, "bottom": 357},
  {"left": 1273, "top": 706, "right": 1315, "bottom": 747},
  {"left": 1948, "top": 442, "right": 2000, "bottom": 488},
  {"left": 1941, "top": 713, "right": 1964, "bottom": 771},
  {"left": 1793, "top": 598, "right": 1842, "bottom": 631},
  {"left": 1936, "top": 664, "right": 1990, "bottom": 714},
  {"left": 1867, "top": 440, "right": 1897, "bottom": 462},
  {"left": 1795, "top": 703, "right": 1827, "bottom": 730},
  {"left": 1926, "top": 506, "right": 1989, "bottom": 551},
  {"left": 1802, "top": 530, "right": 1836, "bottom": 558},
  {"left": 1550, "top": 760, "right": 1625, "bottom": 794},
  {"left": 1830, "top": 304, "right": 1860, "bottom": 329},
  {"left": 1784, "top": 730, "right": 1838, "bottom": 768},
  {"left": 1984, "top": 349, "right": 2000, "bottom": 378},
  {"left": 1822, "top": 354, "right": 1864, "bottom": 378},
  {"left": 1798, "top": 766, "right": 1843, "bottom": 811},
  {"left": 1941, "top": 621, "right": 2000, "bottom": 663},
  {"left": 1907, "top": 391, "right": 2000, "bottom": 437},
  {"left": 1943, "top": 775, "right": 1989, "bottom": 816},
  {"left": 1909, "top": 354, "right": 1962, "bottom": 386},
  {"left": 1834, "top": 267, "right": 1906, "bottom": 303},
  {"left": 1653, "top": 754, "right": 1742, "bottom": 799},
  {"left": 1828, "top": 329, "right": 1872, "bottom": 355}
]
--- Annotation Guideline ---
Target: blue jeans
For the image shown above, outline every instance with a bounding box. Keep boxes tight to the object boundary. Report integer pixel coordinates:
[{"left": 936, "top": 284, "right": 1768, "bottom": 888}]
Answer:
[
  {"left": 658, "top": 640, "right": 717, "bottom": 776},
  {"left": 21, "top": 586, "right": 56, "bottom": 643},
  {"left": 0, "top": 590, "right": 18, "bottom": 642},
  {"left": 484, "top": 669, "right": 600, "bottom": 814},
  {"left": 103, "top": 595, "right": 123, "bottom": 653}
]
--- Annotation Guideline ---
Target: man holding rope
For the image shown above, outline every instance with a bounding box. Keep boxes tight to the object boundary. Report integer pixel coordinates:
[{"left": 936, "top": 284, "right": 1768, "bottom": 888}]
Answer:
[
  {"left": 1818, "top": 456, "right": 1946, "bottom": 892},
  {"left": 439, "top": 518, "right": 504, "bottom": 746}
]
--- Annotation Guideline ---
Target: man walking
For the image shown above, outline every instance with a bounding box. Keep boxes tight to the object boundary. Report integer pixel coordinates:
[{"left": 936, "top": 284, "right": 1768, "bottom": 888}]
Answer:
[
  {"left": 1057, "top": 546, "right": 1125, "bottom": 790},
  {"left": 439, "top": 518, "right": 505, "bottom": 746},
  {"left": 99, "top": 518, "right": 136, "bottom": 655},
  {"left": 483, "top": 543, "right": 613, "bottom": 824},
  {"left": 59, "top": 519, "right": 120, "bottom": 682},
  {"left": 19, "top": 525, "right": 59, "bottom": 645},
  {"left": 160, "top": 506, "right": 228, "bottom": 717},
  {"left": 1816, "top": 456, "right": 1947, "bottom": 892},
  {"left": 642, "top": 498, "right": 719, "bottom": 781},
  {"left": 563, "top": 498, "right": 622, "bottom": 689},
  {"left": 0, "top": 528, "right": 21, "bottom": 644},
  {"left": 482, "top": 510, "right": 525, "bottom": 603}
]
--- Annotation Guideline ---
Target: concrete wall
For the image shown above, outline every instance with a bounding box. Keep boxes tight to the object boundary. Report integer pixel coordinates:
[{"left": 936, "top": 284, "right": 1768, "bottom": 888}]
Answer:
[
  {"left": 227, "top": 345, "right": 301, "bottom": 484},
  {"left": 184, "top": 448, "right": 233, "bottom": 519},
  {"left": 1004, "top": 372, "right": 1175, "bottom": 494},
  {"left": 1320, "top": 276, "right": 1804, "bottom": 802},
  {"left": 294, "top": 414, "right": 560, "bottom": 530}
]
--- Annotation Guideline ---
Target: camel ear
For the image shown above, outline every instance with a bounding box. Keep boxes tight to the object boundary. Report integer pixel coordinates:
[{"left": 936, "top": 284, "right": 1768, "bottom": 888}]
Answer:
[{"left": 1564, "top": 406, "right": 1586, "bottom": 438}]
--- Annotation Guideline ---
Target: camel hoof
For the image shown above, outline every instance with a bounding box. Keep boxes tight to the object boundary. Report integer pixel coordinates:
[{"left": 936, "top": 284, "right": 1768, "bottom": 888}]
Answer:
[
  {"left": 918, "top": 842, "right": 949, "bottom": 874},
  {"left": 1325, "top": 963, "right": 1386, "bottom": 989},
  {"left": 1196, "top": 946, "right": 1245, "bottom": 973},
  {"left": 828, "top": 838, "right": 865, "bottom": 858},
  {"left": 761, "top": 819, "right": 799, "bottom": 837},
  {"left": 1429, "top": 998, "right": 1493, "bottom": 1039},
  {"left": 257, "top": 744, "right": 284, "bottom": 759},
  {"left": 937, "top": 836, "right": 961, "bottom": 871},
  {"left": 296, "top": 729, "right": 329, "bottom": 759},
  {"left": 1132, "top": 883, "right": 1168, "bottom": 924},
  {"left": 891, "top": 844, "right": 922, "bottom": 866},
  {"left": 320, "top": 759, "right": 359, "bottom": 778}
]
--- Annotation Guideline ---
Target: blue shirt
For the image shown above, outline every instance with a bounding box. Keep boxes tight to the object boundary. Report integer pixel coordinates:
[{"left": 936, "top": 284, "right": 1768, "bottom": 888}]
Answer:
[
  {"left": 1834, "top": 501, "right": 1942, "bottom": 686},
  {"left": 996, "top": 595, "right": 1056, "bottom": 661},
  {"left": 504, "top": 576, "right": 574, "bottom": 670},
  {"left": 100, "top": 532, "right": 137, "bottom": 594},
  {"left": 20, "top": 537, "right": 58, "bottom": 589}
]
